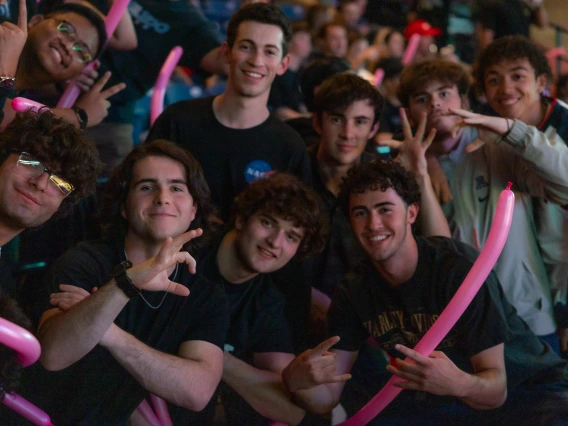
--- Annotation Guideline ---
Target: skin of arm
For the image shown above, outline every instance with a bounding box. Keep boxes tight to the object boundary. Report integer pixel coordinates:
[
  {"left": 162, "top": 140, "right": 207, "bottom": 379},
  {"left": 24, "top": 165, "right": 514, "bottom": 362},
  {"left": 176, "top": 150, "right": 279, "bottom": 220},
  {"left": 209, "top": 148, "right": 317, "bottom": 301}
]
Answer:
[
  {"left": 388, "top": 343, "right": 507, "bottom": 410},
  {"left": 102, "top": 325, "right": 223, "bottom": 411},
  {"left": 106, "top": 0, "right": 138, "bottom": 51},
  {"left": 199, "top": 46, "right": 229, "bottom": 76},
  {"left": 282, "top": 338, "right": 355, "bottom": 415},
  {"left": 222, "top": 351, "right": 306, "bottom": 425}
]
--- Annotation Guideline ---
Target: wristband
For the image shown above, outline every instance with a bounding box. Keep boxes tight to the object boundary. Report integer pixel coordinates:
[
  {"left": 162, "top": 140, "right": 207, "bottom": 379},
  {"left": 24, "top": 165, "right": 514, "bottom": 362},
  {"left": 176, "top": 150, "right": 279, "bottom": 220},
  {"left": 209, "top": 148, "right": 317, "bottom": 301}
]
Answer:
[
  {"left": 110, "top": 260, "right": 139, "bottom": 299},
  {"left": 72, "top": 106, "right": 88, "bottom": 131}
]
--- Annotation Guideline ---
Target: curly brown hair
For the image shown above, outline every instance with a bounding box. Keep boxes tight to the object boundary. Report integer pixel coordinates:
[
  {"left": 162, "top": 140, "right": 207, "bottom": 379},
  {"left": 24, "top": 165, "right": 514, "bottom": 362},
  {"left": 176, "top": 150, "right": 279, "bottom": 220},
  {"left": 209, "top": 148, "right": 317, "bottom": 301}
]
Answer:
[
  {"left": 397, "top": 59, "right": 471, "bottom": 108},
  {"left": 476, "top": 35, "right": 552, "bottom": 93},
  {"left": 0, "top": 109, "right": 101, "bottom": 218},
  {"left": 99, "top": 140, "right": 218, "bottom": 255},
  {"left": 231, "top": 174, "right": 328, "bottom": 260},
  {"left": 338, "top": 159, "right": 421, "bottom": 217}
]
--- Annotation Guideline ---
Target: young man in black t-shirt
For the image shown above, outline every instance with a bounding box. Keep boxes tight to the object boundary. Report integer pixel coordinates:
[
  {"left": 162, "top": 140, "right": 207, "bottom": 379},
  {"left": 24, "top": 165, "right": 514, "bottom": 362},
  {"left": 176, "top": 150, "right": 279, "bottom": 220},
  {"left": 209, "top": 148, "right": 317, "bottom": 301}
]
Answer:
[
  {"left": 3, "top": 141, "right": 230, "bottom": 425},
  {"left": 283, "top": 160, "right": 568, "bottom": 425},
  {"left": 148, "top": 3, "right": 311, "bottom": 222},
  {"left": 169, "top": 173, "right": 328, "bottom": 425}
]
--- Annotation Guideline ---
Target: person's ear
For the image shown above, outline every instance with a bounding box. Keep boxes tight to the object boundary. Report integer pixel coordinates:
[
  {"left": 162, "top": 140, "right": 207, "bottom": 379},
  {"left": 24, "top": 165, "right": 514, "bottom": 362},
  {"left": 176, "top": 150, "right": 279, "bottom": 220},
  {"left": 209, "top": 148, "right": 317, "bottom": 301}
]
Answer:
[
  {"left": 221, "top": 42, "right": 232, "bottom": 64},
  {"left": 277, "top": 54, "right": 290, "bottom": 76},
  {"left": 235, "top": 214, "right": 245, "bottom": 230},
  {"left": 407, "top": 203, "right": 419, "bottom": 225},
  {"left": 536, "top": 73, "right": 548, "bottom": 94},
  {"left": 313, "top": 114, "right": 322, "bottom": 135},
  {"left": 28, "top": 14, "right": 44, "bottom": 29},
  {"left": 368, "top": 121, "right": 380, "bottom": 139}
]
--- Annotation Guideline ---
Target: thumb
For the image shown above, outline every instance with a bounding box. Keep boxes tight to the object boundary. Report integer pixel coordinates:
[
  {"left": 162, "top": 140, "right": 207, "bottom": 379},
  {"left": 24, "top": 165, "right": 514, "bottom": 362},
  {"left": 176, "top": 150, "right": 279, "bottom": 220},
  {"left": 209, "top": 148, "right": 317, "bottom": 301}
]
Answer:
[{"left": 464, "top": 138, "right": 485, "bottom": 154}]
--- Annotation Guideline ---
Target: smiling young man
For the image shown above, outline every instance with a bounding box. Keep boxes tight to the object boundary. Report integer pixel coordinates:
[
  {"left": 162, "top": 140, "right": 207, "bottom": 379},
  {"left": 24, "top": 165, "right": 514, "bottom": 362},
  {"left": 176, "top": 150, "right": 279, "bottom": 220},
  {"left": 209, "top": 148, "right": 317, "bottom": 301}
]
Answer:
[
  {"left": 148, "top": 3, "right": 311, "bottom": 222},
  {"left": 476, "top": 35, "right": 568, "bottom": 356},
  {"left": 169, "top": 173, "right": 328, "bottom": 425},
  {"left": 283, "top": 159, "right": 568, "bottom": 425},
  {"left": 4, "top": 140, "right": 230, "bottom": 425},
  {"left": 0, "top": 109, "right": 100, "bottom": 296},
  {"left": 390, "top": 58, "right": 568, "bottom": 351}
]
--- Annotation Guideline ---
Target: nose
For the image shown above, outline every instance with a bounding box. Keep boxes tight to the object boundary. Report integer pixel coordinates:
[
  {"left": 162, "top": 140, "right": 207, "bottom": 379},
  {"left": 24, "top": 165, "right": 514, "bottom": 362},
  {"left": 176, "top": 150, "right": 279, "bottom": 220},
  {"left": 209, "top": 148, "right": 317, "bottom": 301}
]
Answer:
[
  {"left": 266, "top": 229, "right": 285, "bottom": 248},
  {"left": 153, "top": 187, "right": 171, "bottom": 205},
  {"left": 498, "top": 77, "right": 513, "bottom": 94},
  {"left": 367, "top": 210, "right": 383, "bottom": 230},
  {"left": 248, "top": 49, "right": 263, "bottom": 67},
  {"left": 30, "top": 171, "right": 50, "bottom": 191},
  {"left": 430, "top": 95, "right": 441, "bottom": 109},
  {"left": 339, "top": 120, "right": 355, "bottom": 140}
]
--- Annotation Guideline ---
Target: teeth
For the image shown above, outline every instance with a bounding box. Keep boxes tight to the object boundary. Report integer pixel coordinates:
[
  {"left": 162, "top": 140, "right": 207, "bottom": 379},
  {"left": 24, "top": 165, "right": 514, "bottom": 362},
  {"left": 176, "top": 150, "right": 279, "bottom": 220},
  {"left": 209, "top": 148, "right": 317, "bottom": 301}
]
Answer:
[
  {"left": 501, "top": 99, "right": 517, "bottom": 106},
  {"left": 244, "top": 71, "right": 262, "bottom": 78},
  {"left": 370, "top": 235, "right": 387, "bottom": 242},
  {"left": 51, "top": 47, "right": 62, "bottom": 64},
  {"left": 260, "top": 248, "right": 275, "bottom": 257}
]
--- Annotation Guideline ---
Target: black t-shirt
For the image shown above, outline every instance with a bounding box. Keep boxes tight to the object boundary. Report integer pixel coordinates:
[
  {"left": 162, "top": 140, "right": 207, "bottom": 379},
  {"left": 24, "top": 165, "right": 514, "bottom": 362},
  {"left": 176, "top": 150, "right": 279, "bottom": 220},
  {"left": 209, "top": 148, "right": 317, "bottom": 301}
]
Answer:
[
  {"left": 11, "top": 239, "right": 230, "bottom": 426},
  {"left": 147, "top": 96, "right": 312, "bottom": 221},
  {"left": 378, "top": 99, "right": 402, "bottom": 135},
  {"left": 90, "top": 0, "right": 222, "bottom": 106},
  {"left": 477, "top": 0, "right": 531, "bottom": 39},
  {"left": 329, "top": 236, "right": 567, "bottom": 388},
  {"left": 268, "top": 69, "right": 304, "bottom": 113}
]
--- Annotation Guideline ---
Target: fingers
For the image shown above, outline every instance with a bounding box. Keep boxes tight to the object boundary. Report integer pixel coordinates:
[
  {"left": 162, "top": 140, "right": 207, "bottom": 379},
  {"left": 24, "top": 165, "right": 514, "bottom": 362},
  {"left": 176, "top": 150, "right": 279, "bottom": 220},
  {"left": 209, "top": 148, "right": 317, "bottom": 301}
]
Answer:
[
  {"left": 165, "top": 281, "right": 190, "bottom": 297},
  {"left": 90, "top": 71, "right": 112, "bottom": 93},
  {"left": 313, "top": 335, "right": 341, "bottom": 356},
  {"left": 57, "top": 284, "right": 91, "bottom": 297},
  {"left": 175, "top": 251, "right": 197, "bottom": 275},
  {"left": 329, "top": 373, "right": 352, "bottom": 383},
  {"left": 378, "top": 139, "right": 403, "bottom": 150},
  {"left": 173, "top": 228, "right": 203, "bottom": 250},
  {"left": 100, "top": 82, "right": 127, "bottom": 99},
  {"left": 399, "top": 108, "right": 412, "bottom": 141},
  {"left": 414, "top": 111, "right": 427, "bottom": 142},
  {"left": 394, "top": 344, "right": 427, "bottom": 365},
  {"left": 448, "top": 107, "right": 474, "bottom": 118},
  {"left": 422, "top": 128, "right": 437, "bottom": 150},
  {"left": 17, "top": 0, "right": 27, "bottom": 31},
  {"left": 464, "top": 138, "right": 485, "bottom": 154}
]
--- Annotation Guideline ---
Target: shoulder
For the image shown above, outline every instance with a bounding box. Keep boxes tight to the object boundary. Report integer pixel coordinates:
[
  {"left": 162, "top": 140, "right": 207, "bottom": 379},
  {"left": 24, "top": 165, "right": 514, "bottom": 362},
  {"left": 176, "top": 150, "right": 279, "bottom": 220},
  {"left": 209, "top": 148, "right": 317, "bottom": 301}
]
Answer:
[
  {"left": 417, "top": 236, "right": 478, "bottom": 274},
  {"left": 161, "top": 96, "right": 214, "bottom": 118},
  {"left": 264, "top": 115, "right": 306, "bottom": 148}
]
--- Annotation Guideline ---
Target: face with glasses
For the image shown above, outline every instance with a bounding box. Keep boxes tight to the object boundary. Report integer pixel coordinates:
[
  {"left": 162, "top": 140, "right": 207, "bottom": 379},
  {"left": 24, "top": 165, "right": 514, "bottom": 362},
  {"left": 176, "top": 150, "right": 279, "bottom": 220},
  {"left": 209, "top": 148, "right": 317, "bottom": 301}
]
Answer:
[
  {"left": 0, "top": 152, "right": 70, "bottom": 230},
  {"left": 27, "top": 11, "right": 99, "bottom": 83}
]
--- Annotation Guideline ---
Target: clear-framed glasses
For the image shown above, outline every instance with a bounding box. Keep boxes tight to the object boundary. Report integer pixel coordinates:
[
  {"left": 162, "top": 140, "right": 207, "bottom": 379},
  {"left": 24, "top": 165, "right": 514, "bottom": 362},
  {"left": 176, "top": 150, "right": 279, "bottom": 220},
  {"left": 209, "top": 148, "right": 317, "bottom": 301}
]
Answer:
[
  {"left": 14, "top": 151, "right": 74, "bottom": 197},
  {"left": 56, "top": 20, "right": 94, "bottom": 64}
]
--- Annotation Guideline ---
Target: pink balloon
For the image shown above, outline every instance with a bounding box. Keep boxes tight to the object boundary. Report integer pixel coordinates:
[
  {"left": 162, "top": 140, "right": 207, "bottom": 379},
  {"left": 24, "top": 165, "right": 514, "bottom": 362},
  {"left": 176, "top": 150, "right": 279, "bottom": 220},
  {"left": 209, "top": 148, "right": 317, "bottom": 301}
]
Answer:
[
  {"left": 150, "top": 393, "right": 173, "bottom": 426},
  {"left": 150, "top": 46, "right": 183, "bottom": 126},
  {"left": 339, "top": 184, "right": 515, "bottom": 426},
  {"left": 402, "top": 34, "right": 421, "bottom": 65},
  {"left": 11, "top": 97, "right": 48, "bottom": 113},
  {"left": 57, "top": 0, "right": 132, "bottom": 108},
  {"left": 546, "top": 46, "right": 566, "bottom": 60},
  {"left": 136, "top": 399, "right": 161, "bottom": 426},
  {"left": 374, "top": 68, "right": 385, "bottom": 88},
  {"left": 2, "top": 393, "right": 53, "bottom": 426},
  {"left": 0, "top": 316, "right": 41, "bottom": 367}
]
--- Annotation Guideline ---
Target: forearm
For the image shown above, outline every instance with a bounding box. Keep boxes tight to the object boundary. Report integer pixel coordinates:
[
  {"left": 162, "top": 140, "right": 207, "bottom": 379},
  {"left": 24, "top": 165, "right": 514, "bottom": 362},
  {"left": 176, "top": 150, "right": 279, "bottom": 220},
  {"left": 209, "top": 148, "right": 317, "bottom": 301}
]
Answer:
[
  {"left": 103, "top": 326, "right": 221, "bottom": 411},
  {"left": 222, "top": 353, "right": 305, "bottom": 425},
  {"left": 416, "top": 173, "right": 451, "bottom": 237},
  {"left": 287, "top": 384, "right": 339, "bottom": 415},
  {"left": 199, "top": 46, "right": 228, "bottom": 76},
  {"left": 38, "top": 281, "right": 128, "bottom": 370},
  {"left": 458, "top": 368, "right": 507, "bottom": 410}
]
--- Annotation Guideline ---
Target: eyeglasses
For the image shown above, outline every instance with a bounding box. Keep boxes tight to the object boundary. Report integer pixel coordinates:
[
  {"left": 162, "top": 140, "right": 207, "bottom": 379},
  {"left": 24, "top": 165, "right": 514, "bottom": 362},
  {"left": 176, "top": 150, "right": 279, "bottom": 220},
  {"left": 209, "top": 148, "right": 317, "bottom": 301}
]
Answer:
[
  {"left": 14, "top": 152, "right": 74, "bottom": 197},
  {"left": 56, "top": 20, "right": 94, "bottom": 64}
]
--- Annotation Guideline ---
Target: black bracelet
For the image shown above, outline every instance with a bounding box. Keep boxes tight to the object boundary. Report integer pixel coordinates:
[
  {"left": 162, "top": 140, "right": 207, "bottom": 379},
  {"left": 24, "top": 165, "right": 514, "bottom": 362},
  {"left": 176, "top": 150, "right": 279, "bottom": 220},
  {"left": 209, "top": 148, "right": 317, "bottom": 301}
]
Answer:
[{"left": 72, "top": 106, "right": 88, "bottom": 132}]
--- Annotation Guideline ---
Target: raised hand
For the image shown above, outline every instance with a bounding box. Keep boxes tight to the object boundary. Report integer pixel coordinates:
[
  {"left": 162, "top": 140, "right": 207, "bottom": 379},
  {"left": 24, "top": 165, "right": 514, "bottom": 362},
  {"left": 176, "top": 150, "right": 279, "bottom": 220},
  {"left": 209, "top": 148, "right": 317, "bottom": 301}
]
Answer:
[
  {"left": 448, "top": 108, "right": 513, "bottom": 153},
  {"left": 380, "top": 109, "right": 437, "bottom": 177},
  {"left": 125, "top": 228, "right": 203, "bottom": 296},
  {"left": 75, "top": 71, "right": 126, "bottom": 127},
  {"left": 387, "top": 344, "right": 468, "bottom": 396},
  {"left": 74, "top": 60, "right": 100, "bottom": 92},
  {"left": 0, "top": 0, "right": 27, "bottom": 77},
  {"left": 283, "top": 336, "right": 352, "bottom": 392}
]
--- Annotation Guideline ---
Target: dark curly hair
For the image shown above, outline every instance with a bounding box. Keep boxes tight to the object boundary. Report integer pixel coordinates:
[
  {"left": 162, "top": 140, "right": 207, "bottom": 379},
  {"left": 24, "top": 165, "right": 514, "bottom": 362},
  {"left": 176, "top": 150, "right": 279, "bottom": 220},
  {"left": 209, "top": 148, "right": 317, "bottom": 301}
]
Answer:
[
  {"left": 99, "top": 140, "right": 218, "bottom": 255},
  {"left": 397, "top": 59, "right": 471, "bottom": 108},
  {"left": 338, "top": 159, "right": 421, "bottom": 217},
  {"left": 227, "top": 3, "right": 292, "bottom": 56},
  {"left": 313, "top": 73, "right": 384, "bottom": 126},
  {"left": 300, "top": 56, "right": 351, "bottom": 111},
  {"left": 476, "top": 35, "right": 552, "bottom": 93},
  {"left": 0, "top": 109, "right": 101, "bottom": 218},
  {"left": 38, "top": 1, "right": 108, "bottom": 60},
  {"left": 230, "top": 173, "right": 328, "bottom": 260},
  {"left": 0, "top": 294, "right": 32, "bottom": 402}
]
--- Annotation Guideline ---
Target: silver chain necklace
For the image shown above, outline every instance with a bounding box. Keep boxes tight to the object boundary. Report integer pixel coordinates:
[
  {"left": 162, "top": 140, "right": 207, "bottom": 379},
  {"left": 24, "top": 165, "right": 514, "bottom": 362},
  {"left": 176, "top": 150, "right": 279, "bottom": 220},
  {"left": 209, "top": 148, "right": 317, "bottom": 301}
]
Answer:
[{"left": 123, "top": 250, "right": 179, "bottom": 310}]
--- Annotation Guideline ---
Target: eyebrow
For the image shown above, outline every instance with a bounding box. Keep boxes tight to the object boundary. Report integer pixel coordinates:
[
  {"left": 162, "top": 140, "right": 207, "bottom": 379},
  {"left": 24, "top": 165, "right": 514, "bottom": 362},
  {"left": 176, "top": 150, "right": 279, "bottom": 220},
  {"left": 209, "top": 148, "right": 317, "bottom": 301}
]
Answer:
[
  {"left": 239, "top": 38, "right": 281, "bottom": 52},
  {"left": 132, "top": 178, "right": 188, "bottom": 186},
  {"left": 413, "top": 85, "right": 452, "bottom": 97},
  {"left": 262, "top": 213, "right": 304, "bottom": 239},
  {"left": 351, "top": 201, "right": 395, "bottom": 212},
  {"left": 487, "top": 66, "right": 530, "bottom": 76}
]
